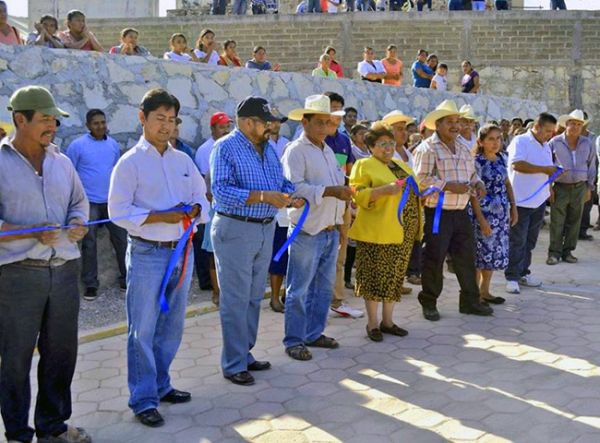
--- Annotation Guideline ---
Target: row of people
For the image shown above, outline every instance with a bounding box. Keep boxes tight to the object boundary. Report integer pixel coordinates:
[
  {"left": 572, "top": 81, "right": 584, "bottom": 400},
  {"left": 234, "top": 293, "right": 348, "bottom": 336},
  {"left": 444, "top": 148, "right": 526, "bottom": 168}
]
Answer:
[{"left": 2, "top": 82, "right": 598, "bottom": 439}]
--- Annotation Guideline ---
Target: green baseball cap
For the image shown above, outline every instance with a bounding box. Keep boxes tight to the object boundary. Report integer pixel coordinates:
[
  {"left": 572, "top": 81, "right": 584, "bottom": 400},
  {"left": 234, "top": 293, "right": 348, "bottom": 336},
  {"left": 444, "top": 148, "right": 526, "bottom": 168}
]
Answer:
[{"left": 7, "top": 86, "right": 69, "bottom": 118}]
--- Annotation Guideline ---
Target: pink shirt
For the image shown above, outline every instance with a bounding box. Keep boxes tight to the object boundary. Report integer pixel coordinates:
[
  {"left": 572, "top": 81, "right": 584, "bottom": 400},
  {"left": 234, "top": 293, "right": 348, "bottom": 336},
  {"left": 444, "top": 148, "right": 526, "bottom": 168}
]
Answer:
[
  {"left": 382, "top": 58, "right": 403, "bottom": 87},
  {"left": 0, "top": 25, "right": 21, "bottom": 45}
]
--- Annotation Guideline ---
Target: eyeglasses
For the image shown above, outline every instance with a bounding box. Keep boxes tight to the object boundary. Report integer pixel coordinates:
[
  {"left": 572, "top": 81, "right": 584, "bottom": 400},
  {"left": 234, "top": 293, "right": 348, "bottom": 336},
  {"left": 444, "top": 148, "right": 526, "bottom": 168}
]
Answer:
[{"left": 373, "top": 141, "right": 396, "bottom": 149}]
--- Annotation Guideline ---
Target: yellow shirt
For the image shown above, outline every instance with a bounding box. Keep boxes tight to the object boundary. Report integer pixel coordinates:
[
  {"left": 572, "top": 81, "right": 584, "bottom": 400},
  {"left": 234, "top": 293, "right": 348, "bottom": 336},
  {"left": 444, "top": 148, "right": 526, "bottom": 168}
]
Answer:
[{"left": 348, "top": 157, "right": 423, "bottom": 245}]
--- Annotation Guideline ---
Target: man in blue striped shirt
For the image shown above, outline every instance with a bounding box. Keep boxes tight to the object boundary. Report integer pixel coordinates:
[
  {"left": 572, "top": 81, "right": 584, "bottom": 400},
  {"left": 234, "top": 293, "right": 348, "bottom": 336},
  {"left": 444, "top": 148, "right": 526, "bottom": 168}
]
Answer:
[{"left": 211, "top": 97, "right": 302, "bottom": 386}]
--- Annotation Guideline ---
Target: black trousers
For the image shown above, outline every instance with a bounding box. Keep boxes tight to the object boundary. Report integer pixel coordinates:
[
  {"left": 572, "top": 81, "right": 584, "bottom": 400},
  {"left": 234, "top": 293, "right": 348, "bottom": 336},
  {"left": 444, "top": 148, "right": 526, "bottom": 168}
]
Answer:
[
  {"left": 81, "top": 202, "right": 127, "bottom": 289},
  {"left": 192, "top": 227, "right": 212, "bottom": 289},
  {"left": 0, "top": 260, "right": 80, "bottom": 442},
  {"left": 419, "top": 208, "right": 480, "bottom": 308},
  {"left": 343, "top": 243, "right": 356, "bottom": 283},
  {"left": 407, "top": 240, "right": 422, "bottom": 277}
]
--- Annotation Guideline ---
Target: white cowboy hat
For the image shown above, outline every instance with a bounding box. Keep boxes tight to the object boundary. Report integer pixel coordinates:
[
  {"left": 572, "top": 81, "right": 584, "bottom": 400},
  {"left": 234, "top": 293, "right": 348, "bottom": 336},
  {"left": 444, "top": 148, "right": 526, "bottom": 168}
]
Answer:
[
  {"left": 558, "top": 109, "right": 590, "bottom": 128},
  {"left": 382, "top": 110, "right": 415, "bottom": 126},
  {"left": 288, "top": 95, "right": 346, "bottom": 121},
  {"left": 459, "top": 104, "right": 479, "bottom": 121},
  {"left": 423, "top": 100, "right": 466, "bottom": 130}
]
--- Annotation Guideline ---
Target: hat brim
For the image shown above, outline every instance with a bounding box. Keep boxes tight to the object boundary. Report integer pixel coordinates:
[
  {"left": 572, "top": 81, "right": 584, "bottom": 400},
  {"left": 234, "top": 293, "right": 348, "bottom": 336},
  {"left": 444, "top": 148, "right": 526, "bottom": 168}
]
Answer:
[
  {"left": 288, "top": 109, "right": 345, "bottom": 121},
  {"left": 423, "top": 110, "right": 465, "bottom": 130},
  {"left": 7, "top": 106, "right": 70, "bottom": 118},
  {"left": 382, "top": 114, "right": 416, "bottom": 126},
  {"left": 461, "top": 114, "right": 479, "bottom": 121},
  {"left": 558, "top": 115, "right": 589, "bottom": 128}
]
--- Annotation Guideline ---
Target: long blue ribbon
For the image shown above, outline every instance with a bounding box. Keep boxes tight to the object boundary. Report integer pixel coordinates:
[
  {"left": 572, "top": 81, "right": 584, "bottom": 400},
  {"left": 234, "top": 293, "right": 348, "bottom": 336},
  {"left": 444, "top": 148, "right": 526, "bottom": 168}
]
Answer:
[
  {"left": 516, "top": 166, "right": 564, "bottom": 204},
  {"left": 0, "top": 205, "right": 194, "bottom": 237},
  {"left": 157, "top": 215, "right": 198, "bottom": 313},
  {"left": 396, "top": 176, "right": 445, "bottom": 234},
  {"left": 273, "top": 200, "right": 310, "bottom": 262}
]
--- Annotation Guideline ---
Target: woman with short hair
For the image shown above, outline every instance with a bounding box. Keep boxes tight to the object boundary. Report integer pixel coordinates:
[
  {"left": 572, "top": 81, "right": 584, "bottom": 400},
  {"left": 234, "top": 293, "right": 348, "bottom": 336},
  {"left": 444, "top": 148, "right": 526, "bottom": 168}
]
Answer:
[
  {"left": 349, "top": 122, "right": 423, "bottom": 342},
  {"left": 312, "top": 53, "right": 337, "bottom": 79}
]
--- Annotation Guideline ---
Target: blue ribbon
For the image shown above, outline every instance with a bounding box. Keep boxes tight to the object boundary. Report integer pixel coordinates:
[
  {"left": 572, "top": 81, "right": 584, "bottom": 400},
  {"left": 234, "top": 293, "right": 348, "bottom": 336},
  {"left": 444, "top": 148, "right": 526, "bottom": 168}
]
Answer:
[
  {"left": 516, "top": 166, "right": 564, "bottom": 204},
  {"left": 157, "top": 215, "right": 198, "bottom": 313},
  {"left": 273, "top": 200, "right": 310, "bottom": 262},
  {"left": 396, "top": 176, "right": 445, "bottom": 234}
]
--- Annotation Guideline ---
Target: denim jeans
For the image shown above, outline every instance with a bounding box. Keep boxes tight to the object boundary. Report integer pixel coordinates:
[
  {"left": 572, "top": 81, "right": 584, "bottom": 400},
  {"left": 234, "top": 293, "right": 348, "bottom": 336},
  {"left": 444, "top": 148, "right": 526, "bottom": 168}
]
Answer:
[
  {"left": 232, "top": 0, "right": 248, "bottom": 14},
  {"left": 550, "top": 0, "right": 567, "bottom": 9},
  {"left": 417, "top": 0, "right": 432, "bottom": 10},
  {"left": 307, "top": 0, "right": 322, "bottom": 12},
  {"left": 495, "top": 0, "right": 509, "bottom": 9},
  {"left": 212, "top": 0, "right": 227, "bottom": 14},
  {"left": 284, "top": 229, "right": 339, "bottom": 349},
  {"left": 0, "top": 260, "right": 79, "bottom": 442},
  {"left": 472, "top": 0, "right": 486, "bottom": 10},
  {"left": 126, "top": 237, "right": 193, "bottom": 414},
  {"left": 81, "top": 202, "right": 127, "bottom": 289},
  {"left": 448, "top": 0, "right": 463, "bottom": 10},
  {"left": 211, "top": 215, "right": 275, "bottom": 376},
  {"left": 346, "top": 0, "right": 356, "bottom": 11},
  {"left": 505, "top": 203, "right": 546, "bottom": 281}
]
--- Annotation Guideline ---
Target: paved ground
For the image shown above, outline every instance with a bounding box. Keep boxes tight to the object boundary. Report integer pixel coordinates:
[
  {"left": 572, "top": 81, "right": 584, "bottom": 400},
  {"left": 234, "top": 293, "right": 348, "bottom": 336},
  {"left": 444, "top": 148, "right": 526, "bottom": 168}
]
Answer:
[{"left": 3, "top": 221, "right": 600, "bottom": 443}]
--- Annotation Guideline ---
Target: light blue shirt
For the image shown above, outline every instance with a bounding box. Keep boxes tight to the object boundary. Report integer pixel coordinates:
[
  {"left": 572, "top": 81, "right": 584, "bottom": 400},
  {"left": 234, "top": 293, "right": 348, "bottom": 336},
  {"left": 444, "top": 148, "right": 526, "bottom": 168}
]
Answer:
[
  {"left": 66, "top": 134, "right": 121, "bottom": 204},
  {"left": 0, "top": 139, "right": 89, "bottom": 265}
]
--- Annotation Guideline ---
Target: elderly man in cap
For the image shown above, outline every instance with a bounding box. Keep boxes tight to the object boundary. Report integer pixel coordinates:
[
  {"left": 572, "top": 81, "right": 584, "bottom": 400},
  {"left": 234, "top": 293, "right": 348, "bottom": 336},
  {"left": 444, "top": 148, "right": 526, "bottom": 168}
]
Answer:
[
  {"left": 0, "top": 86, "right": 91, "bottom": 443},
  {"left": 211, "top": 97, "right": 301, "bottom": 386},
  {"left": 282, "top": 94, "right": 353, "bottom": 361},
  {"left": 458, "top": 104, "right": 479, "bottom": 150},
  {"left": 413, "top": 100, "right": 493, "bottom": 321},
  {"left": 546, "top": 110, "right": 596, "bottom": 265},
  {"left": 109, "top": 88, "right": 209, "bottom": 427}
]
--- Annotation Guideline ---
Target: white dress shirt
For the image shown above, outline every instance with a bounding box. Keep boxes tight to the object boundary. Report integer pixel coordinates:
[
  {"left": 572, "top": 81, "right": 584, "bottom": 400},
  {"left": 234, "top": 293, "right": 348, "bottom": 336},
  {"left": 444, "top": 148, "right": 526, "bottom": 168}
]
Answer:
[
  {"left": 109, "top": 137, "right": 209, "bottom": 241},
  {"left": 282, "top": 134, "right": 345, "bottom": 235},
  {"left": 195, "top": 137, "right": 215, "bottom": 176}
]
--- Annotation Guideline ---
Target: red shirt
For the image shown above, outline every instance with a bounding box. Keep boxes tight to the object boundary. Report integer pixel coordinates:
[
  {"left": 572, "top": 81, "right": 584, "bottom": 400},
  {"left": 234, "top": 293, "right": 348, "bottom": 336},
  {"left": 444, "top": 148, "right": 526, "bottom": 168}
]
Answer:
[{"left": 330, "top": 60, "right": 344, "bottom": 78}]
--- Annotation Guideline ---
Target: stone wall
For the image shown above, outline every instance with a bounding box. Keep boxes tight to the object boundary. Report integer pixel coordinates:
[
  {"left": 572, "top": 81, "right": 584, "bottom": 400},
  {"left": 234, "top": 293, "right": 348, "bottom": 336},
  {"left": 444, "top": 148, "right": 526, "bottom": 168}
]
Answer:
[
  {"left": 0, "top": 45, "right": 542, "bottom": 150},
  {"left": 84, "top": 11, "right": 600, "bottom": 131}
]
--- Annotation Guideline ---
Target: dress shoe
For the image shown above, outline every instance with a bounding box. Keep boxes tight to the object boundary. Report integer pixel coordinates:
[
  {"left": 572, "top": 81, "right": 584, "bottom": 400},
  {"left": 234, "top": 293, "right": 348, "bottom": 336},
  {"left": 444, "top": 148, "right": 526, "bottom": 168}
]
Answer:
[
  {"left": 248, "top": 360, "right": 271, "bottom": 371},
  {"left": 83, "top": 287, "right": 98, "bottom": 301},
  {"left": 579, "top": 233, "right": 593, "bottom": 241},
  {"left": 160, "top": 389, "right": 191, "bottom": 404},
  {"left": 136, "top": 408, "right": 164, "bottom": 427},
  {"left": 379, "top": 322, "right": 408, "bottom": 337},
  {"left": 562, "top": 253, "right": 578, "bottom": 264},
  {"left": 224, "top": 371, "right": 255, "bottom": 386},
  {"left": 459, "top": 303, "right": 493, "bottom": 316},
  {"left": 366, "top": 325, "right": 383, "bottom": 342},
  {"left": 421, "top": 306, "right": 441, "bottom": 321}
]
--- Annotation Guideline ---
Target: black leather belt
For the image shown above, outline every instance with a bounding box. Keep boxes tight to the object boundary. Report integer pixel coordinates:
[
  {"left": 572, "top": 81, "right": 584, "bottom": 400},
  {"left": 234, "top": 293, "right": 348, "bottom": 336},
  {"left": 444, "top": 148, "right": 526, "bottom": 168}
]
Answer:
[
  {"left": 130, "top": 236, "right": 179, "bottom": 249},
  {"left": 217, "top": 212, "right": 274, "bottom": 225},
  {"left": 555, "top": 181, "right": 586, "bottom": 187}
]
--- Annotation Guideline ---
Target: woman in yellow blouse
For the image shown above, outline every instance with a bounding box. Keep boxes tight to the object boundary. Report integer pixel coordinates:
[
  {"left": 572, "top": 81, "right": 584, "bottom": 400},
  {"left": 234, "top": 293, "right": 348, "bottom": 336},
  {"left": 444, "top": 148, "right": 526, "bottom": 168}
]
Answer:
[{"left": 349, "top": 122, "right": 423, "bottom": 342}]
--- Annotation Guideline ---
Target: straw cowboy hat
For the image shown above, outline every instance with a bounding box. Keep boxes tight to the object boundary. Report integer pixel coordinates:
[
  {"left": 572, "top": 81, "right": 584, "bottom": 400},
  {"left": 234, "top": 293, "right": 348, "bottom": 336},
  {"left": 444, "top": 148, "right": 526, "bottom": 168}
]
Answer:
[
  {"left": 382, "top": 110, "right": 415, "bottom": 126},
  {"left": 459, "top": 104, "right": 479, "bottom": 121},
  {"left": 288, "top": 94, "right": 346, "bottom": 121},
  {"left": 558, "top": 109, "right": 590, "bottom": 128},
  {"left": 423, "top": 99, "right": 466, "bottom": 130}
]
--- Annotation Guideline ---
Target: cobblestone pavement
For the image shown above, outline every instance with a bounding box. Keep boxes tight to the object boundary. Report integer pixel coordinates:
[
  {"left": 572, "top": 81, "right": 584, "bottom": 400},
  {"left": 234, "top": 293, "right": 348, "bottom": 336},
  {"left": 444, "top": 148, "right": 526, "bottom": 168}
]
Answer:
[{"left": 3, "top": 223, "right": 600, "bottom": 443}]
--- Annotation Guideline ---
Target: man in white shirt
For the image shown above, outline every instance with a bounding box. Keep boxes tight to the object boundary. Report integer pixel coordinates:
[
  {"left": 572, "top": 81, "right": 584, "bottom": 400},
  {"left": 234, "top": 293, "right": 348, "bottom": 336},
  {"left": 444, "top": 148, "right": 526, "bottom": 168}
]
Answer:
[
  {"left": 282, "top": 95, "right": 353, "bottom": 361},
  {"left": 108, "top": 88, "right": 209, "bottom": 428},
  {"left": 357, "top": 47, "right": 386, "bottom": 83},
  {"left": 505, "top": 113, "right": 560, "bottom": 294}
]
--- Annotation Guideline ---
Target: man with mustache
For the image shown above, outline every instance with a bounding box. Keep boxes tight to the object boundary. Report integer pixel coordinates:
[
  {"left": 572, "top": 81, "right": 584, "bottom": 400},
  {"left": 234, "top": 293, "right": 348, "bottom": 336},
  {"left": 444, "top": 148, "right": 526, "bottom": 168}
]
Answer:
[
  {"left": 211, "top": 97, "right": 301, "bottom": 386},
  {"left": 414, "top": 100, "right": 493, "bottom": 321},
  {"left": 0, "top": 86, "right": 91, "bottom": 443}
]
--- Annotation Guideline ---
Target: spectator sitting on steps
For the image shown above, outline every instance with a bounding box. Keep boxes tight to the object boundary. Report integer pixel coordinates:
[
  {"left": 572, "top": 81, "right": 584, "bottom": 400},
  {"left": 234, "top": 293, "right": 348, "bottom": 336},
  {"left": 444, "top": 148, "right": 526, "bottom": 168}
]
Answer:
[
  {"left": 109, "top": 28, "right": 151, "bottom": 56},
  {"left": 325, "top": 46, "right": 344, "bottom": 78},
  {"left": 218, "top": 40, "right": 243, "bottom": 67},
  {"left": 164, "top": 33, "right": 200, "bottom": 62},
  {"left": 194, "top": 28, "right": 220, "bottom": 65},
  {"left": 0, "top": 1, "right": 22, "bottom": 45},
  {"left": 59, "top": 9, "right": 103, "bottom": 52},
  {"left": 27, "top": 15, "right": 64, "bottom": 48},
  {"left": 246, "top": 46, "right": 281, "bottom": 71},
  {"left": 312, "top": 53, "right": 338, "bottom": 79}
]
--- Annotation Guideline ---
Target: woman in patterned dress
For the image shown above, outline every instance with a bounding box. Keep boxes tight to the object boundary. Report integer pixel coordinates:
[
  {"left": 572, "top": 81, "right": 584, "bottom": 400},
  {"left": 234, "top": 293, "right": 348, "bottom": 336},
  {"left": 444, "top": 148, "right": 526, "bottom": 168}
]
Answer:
[
  {"left": 349, "top": 122, "right": 423, "bottom": 342},
  {"left": 469, "top": 124, "right": 518, "bottom": 305}
]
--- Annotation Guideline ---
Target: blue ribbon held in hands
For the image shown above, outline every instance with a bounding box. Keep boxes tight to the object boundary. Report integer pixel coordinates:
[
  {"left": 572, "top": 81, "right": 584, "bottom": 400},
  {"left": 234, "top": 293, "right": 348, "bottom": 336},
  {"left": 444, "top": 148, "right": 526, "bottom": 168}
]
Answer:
[
  {"left": 516, "top": 166, "right": 564, "bottom": 204},
  {"left": 273, "top": 200, "right": 310, "bottom": 262},
  {"left": 396, "top": 176, "right": 445, "bottom": 234}
]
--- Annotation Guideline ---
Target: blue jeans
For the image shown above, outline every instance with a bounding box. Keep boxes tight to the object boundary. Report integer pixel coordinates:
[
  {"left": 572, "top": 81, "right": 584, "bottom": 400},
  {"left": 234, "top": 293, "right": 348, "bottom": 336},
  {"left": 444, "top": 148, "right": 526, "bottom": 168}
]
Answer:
[
  {"left": 505, "top": 204, "right": 546, "bottom": 282},
  {"left": 284, "top": 229, "right": 339, "bottom": 349},
  {"left": 232, "top": 0, "right": 248, "bottom": 14},
  {"left": 550, "top": 0, "right": 566, "bottom": 9},
  {"left": 495, "top": 0, "right": 508, "bottom": 9},
  {"left": 472, "top": 0, "right": 486, "bottom": 10},
  {"left": 448, "top": 0, "right": 463, "bottom": 10},
  {"left": 211, "top": 215, "right": 275, "bottom": 376},
  {"left": 126, "top": 237, "right": 193, "bottom": 414},
  {"left": 307, "top": 0, "right": 321, "bottom": 12},
  {"left": 417, "top": 0, "right": 432, "bottom": 10}
]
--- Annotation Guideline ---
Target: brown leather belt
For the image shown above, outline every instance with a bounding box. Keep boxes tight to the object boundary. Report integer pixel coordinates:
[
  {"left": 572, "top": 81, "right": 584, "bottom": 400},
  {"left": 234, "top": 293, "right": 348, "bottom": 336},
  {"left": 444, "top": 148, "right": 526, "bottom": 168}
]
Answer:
[
  {"left": 130, "top": 236, "right": 179, "bottom": 249},
  {"left": 15, "top": 258, "right": 68, "bottom": 268}
]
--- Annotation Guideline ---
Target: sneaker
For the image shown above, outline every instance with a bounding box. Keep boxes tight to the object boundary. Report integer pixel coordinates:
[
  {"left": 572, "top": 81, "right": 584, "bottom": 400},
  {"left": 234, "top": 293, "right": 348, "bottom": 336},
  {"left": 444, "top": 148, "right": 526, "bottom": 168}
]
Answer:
[
  {"left": 519, "top": 275, "right": 542, "bottom": 287},
  {"left": 38, "top": 426, "right": 92, "bottom": 443},
  {"left": 505, "top": 280, "right": 520, "bottom": 294},
  {"left": 406, "top": 275, "right": 421, "bottom": 285},
  {"left": 562, "top": 253, "right": 578, "bottom": 264},
  {"left": 546, "top": 256, "right": 559, "bottom": 265},
  {"left": 83, "top": 287, "right": 98, "bottom": 301},
  {"left": 330, "top": 303, "right": 364, "bottom": 318}
]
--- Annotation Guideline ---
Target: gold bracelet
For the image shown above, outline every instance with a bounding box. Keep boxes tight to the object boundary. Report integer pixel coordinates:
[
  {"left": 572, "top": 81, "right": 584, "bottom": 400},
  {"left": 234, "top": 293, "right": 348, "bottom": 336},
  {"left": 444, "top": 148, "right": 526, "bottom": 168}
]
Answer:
[{"left": 260, "top": 191, "right": 264, "bottom": 202}]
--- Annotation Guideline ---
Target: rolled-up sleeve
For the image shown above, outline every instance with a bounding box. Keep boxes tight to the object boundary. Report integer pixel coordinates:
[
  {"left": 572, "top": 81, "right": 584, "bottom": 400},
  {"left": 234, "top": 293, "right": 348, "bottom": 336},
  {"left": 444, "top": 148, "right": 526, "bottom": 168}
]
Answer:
[
  {"left": 66, "top": 162, "right": 89, "bottom": 223},
  {"left": 414, "top": 144, "right": 445, "bottom": 191},
  {"left": 282, "top": 146, "right": 325, "bottom": 208},
  {"left": 210, "top": 142, "right": 251, "bottom": 208},
  {"left": 108, "top": 157, "right": 150, "bottom": 230}
]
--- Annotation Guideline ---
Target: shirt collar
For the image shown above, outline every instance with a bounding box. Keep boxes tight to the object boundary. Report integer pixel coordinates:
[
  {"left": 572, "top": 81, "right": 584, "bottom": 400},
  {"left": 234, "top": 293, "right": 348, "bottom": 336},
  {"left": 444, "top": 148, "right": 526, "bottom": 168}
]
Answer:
[
  {"left": 86, "top": 133, "right": 108, "bottom": 142},
  {"left": 1, "top": 137, "right": 59, "bottom": 155},
  {"left": 526, "top": 130, "right": 548, "bottom": 148},
  {"left": 138, "top": 136, "right": 175, "bottom": 155}
]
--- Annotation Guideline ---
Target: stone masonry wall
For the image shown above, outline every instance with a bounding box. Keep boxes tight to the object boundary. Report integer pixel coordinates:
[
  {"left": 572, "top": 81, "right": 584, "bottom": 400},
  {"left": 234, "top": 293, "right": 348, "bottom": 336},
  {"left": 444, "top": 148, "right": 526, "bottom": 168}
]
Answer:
[
  {"left": 83, "top": 11, "right": 600, "bottom": 131},
  {"left": 0, "top": 44, "right": 542, "bottom": 150}
]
